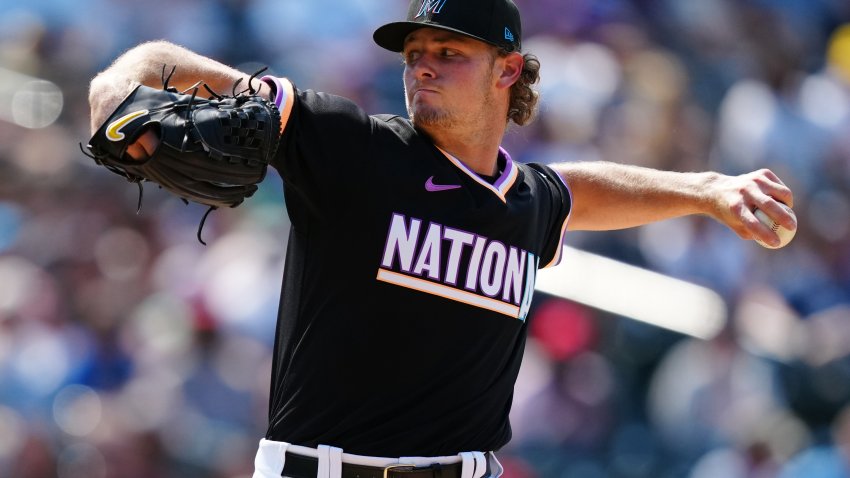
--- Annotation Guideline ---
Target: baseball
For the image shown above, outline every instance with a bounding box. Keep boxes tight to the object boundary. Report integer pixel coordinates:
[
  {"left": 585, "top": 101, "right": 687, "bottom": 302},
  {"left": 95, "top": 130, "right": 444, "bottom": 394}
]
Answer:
[{"left": 754, "top": 203, "right": 796, "bottom": 249}]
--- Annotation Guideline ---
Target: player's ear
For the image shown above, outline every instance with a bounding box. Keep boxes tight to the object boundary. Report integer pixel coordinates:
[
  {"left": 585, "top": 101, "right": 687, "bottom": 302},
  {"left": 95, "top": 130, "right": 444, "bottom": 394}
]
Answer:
[{"left": 495, "top": 51, "right": 523, "bottom": 90}]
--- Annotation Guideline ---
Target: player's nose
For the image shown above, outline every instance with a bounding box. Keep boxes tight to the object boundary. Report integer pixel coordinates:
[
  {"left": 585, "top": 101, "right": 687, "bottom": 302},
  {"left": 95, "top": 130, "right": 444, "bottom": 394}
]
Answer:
[{"left": 409, "top": 54, "right": 437, "bottom": 80}]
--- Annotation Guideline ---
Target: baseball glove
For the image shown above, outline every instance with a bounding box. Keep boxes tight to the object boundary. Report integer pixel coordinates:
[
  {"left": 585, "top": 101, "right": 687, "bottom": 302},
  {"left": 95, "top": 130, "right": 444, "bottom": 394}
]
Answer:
[{"left": 83, "top": 67, "right": 281, "bottom": 242}]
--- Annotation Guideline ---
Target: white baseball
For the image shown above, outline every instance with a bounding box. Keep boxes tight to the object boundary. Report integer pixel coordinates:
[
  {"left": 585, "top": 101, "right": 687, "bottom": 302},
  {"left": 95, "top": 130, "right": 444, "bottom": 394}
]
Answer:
[{"left": 753, "top": 204, "right": 796, "bottom": 249}]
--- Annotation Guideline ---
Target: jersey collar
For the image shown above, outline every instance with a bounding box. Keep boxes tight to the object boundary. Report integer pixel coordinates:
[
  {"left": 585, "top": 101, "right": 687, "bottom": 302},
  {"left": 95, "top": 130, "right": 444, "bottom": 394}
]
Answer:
[{"left": 436, "top": 146, "right": 519, "bottom": 203}]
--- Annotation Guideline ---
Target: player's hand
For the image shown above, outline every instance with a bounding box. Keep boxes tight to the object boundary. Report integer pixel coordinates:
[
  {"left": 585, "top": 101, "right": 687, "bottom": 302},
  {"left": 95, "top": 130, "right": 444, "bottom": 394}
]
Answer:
[
  {"left": 89, "top": 74, "right": 139, "bottom": 135},
  {"left": 126, "top": 129, "right": 160, "bottom": 161},
  {"left": 89, "top": 77, "right": 159, "bottom": 161},
  {"left": 707, "top": 168, "right": 796, "bottom": 247}
]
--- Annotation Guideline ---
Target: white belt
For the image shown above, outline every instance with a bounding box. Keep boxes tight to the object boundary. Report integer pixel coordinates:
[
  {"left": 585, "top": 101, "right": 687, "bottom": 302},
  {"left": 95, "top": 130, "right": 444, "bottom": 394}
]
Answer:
[{"left": 253, "top": 439, "right": 501, "bottom": 478}]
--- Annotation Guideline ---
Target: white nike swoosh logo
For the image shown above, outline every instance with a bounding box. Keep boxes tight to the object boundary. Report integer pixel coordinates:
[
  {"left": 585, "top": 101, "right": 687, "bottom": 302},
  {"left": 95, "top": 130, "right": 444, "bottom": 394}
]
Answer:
[{"left": 105, "top": 110, "right": 149, "bottom": 142}]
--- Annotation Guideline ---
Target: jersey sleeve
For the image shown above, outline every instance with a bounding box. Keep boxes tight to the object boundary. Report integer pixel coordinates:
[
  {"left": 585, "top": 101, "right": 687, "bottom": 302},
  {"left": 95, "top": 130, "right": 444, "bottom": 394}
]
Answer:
[
  {"left": 527, "top": 163, "right": 572, "bottom": 268},
  {"left": 260, "top": 75, "right": 374, "bottom": 223}
]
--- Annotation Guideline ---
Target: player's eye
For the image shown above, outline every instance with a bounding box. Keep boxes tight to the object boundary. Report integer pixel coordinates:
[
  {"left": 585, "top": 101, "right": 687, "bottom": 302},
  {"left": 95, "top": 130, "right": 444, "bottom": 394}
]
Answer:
[
  {"left": 440, "top": 48, "right": 457, "bottom": 58},
  {"left": 403, "top": 50, "right": 421, "bottom": 64}
]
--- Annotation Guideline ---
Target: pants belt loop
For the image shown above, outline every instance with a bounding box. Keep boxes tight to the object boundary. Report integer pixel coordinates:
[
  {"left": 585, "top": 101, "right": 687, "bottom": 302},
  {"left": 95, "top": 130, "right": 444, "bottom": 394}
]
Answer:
[
  {"left": 459, "top": 451, "right": 487, "bottom": 478},
  {"left": 252, "top": 439, "right": 290, "bottom": 478},
  {"left": 317, "top": 444, "right": 343, "bottom": 478}
]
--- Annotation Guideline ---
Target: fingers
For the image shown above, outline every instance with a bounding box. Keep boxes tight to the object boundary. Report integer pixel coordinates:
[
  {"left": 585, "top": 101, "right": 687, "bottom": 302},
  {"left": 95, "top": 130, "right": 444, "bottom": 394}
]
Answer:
[
  {"left": 747, "top": 169, "right": 797, "bottom": 230},
  {"left": 754, "top": 198, "right": 797, "bottom": 233},
  {"left": 734, "top": 204, "right": 773, "bottom": 244},
  {"left": 125, "top": 129, "right": 160, "bottom": 161},
  {"left": 125, "top": 141, "right": 147, "bottom": 160},
  {"left": 754, "top": 168, "right": 794, "bottom": 208},
  {"left": 739, "top": 169, "right": 797, "bottom": 247},
  {"left": 742, "top": 208, "right": 782, "bottom": 247},
  {"left": 712, "top": 168, "right": 796, "bottom": 247}
]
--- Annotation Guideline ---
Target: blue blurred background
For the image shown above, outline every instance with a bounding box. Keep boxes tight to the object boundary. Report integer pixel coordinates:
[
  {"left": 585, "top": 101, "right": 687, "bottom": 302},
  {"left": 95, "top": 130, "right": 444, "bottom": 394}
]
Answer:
[{"left": 2, "top": 0, "right": 850, "bottom": 477}]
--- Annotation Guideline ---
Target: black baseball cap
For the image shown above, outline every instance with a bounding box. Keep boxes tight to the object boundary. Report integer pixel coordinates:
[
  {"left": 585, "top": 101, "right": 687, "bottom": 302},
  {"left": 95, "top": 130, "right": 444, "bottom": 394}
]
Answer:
[{"left": 373, "top": 0, "right": 522, "bottom": 53}]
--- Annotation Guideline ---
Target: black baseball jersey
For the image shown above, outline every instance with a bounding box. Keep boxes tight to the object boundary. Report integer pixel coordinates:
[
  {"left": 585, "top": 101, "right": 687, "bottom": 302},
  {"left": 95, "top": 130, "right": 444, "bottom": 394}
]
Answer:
[{"left": 263, "top": 78, "right": 571, "bottom": 457}]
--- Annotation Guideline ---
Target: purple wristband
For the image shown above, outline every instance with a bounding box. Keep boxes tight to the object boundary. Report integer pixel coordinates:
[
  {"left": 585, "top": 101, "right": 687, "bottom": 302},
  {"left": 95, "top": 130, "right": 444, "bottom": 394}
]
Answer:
[{"left": 260, "top": 75, "right": 286, "bottom": 109}]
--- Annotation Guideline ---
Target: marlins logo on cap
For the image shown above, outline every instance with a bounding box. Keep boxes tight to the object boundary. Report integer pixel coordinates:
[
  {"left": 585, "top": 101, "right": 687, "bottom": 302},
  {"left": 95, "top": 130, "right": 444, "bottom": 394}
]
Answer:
[
  {"left": 416, "top": 0, "right": 448, "bottom": 17},
  {"left": 373, "top": 0, "right": 522, "bottom": 53}
]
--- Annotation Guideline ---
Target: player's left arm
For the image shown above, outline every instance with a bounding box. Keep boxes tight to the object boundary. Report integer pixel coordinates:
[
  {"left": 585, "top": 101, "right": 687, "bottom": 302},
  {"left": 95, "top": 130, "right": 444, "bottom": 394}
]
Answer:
[{"left": 553, "top": 162, "right": 796, "bottom": 248}]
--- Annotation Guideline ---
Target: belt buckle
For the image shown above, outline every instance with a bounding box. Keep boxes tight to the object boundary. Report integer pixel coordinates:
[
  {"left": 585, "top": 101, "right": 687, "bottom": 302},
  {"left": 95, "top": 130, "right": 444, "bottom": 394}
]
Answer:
[{"left": 383, "top": 463, "right": 416, "bottom": 478}]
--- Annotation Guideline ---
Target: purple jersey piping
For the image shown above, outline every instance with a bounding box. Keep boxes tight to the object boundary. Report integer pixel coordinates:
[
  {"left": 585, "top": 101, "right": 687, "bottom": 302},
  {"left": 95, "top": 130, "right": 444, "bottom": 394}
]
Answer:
[
  {"left": 436, "top": 147, "right": 518, "bottom": 203},
  {"left": 542, "top": 168, "right": 573, "bottom": 268}
]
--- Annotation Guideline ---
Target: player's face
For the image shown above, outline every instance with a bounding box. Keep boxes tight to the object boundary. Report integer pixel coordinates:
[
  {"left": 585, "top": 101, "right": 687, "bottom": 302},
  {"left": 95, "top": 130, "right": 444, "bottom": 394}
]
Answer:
[{"left": 402, "top": 29, "right": 500, "bottom": 131}]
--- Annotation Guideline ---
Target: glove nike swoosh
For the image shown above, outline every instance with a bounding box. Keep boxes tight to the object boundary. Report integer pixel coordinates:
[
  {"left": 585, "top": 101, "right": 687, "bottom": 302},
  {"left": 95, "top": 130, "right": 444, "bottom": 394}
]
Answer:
[{"left": 106, "top": 110, "right": 149, "bottom": 141}]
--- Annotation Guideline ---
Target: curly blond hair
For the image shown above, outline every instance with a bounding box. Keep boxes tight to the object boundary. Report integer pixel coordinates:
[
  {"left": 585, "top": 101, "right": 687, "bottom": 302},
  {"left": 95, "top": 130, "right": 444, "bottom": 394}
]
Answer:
[{"left": 498, "top": 51, "right": 541, "bottom": 126}]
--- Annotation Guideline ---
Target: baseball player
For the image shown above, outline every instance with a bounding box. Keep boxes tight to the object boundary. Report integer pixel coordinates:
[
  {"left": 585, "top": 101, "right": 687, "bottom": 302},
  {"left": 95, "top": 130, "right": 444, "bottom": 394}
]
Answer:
[{"left": 86, "top": 0, "right": 796, "bottom": 477}]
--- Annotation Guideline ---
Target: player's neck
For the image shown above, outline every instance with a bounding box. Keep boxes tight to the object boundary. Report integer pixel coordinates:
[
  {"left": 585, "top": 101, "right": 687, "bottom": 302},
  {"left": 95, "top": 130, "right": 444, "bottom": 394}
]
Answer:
[{"left": 425, "top": 126, "right": 505, "bottom": 177}]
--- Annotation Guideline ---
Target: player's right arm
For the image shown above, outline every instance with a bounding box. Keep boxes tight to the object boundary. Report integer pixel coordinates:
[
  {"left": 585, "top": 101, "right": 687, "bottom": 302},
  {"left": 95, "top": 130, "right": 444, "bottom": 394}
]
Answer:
[
  {"left": 555, "top": 162, "right": 796, "bottom": 247},
  {"left": 90, "top": 41, "right": 295, "bottom": 163},
  {"left": 88, "top": 40, "right": 283, "bottom": 136}
]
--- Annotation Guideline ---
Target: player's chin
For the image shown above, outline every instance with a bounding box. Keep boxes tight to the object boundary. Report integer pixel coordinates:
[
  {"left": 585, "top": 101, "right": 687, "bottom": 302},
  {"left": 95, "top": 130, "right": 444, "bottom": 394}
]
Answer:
[{"left": 409, "top": 105, "right": 451, "bottom": 128}]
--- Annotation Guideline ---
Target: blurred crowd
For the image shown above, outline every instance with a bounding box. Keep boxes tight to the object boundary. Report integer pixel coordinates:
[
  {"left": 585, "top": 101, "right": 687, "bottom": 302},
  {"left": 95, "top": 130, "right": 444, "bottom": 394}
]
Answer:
[{"left": 2, "top": 0, "right": 850, "bottom": 477}]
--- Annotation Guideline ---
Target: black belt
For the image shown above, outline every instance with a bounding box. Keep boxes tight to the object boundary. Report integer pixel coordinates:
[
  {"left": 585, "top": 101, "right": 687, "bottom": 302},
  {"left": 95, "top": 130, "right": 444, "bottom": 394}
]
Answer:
[{"left": 281, "top": 451, "right": 478, "bottom": 478}]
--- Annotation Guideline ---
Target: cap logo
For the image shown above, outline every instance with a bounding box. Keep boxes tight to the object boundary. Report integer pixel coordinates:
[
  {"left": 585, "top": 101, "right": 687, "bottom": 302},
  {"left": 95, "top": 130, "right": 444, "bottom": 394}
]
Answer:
[
  {"left": 416, "top": 0, "right": 448, "bottom": 18},
  {"left": 504, "top": 27, "right": 515, "bottom": 42}
]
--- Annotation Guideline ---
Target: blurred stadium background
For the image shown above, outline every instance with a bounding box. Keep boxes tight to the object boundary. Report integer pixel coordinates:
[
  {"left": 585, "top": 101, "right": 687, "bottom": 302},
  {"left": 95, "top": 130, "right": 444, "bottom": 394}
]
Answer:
[{"left": 2, "top": 0, "right": 850, "bottom": 477}]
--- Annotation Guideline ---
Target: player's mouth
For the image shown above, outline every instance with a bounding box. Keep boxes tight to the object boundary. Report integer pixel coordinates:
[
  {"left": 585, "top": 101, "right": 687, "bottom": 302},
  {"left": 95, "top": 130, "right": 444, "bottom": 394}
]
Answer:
[
  {"left": 410, "top": 81, "right": 439, "bottom": 94},
  {"left": 411, "top": 87, "right": 441, "bottom": 106},
  {"left": 413, "top": 87, "right": 438, "bottom": 97}
]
